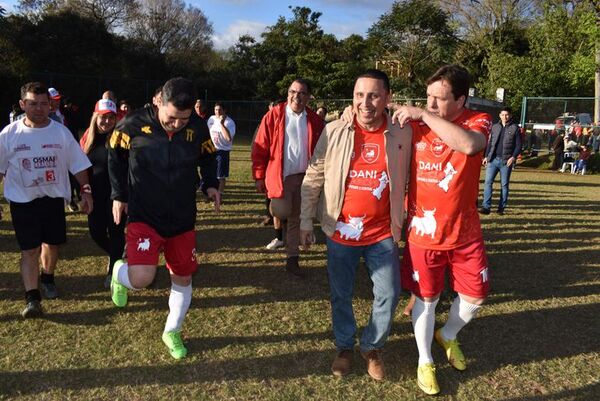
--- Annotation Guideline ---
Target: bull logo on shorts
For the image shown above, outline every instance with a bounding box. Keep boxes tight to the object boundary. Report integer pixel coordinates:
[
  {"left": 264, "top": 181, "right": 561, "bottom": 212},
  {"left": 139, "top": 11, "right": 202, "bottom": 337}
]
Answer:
[{"left": 137, "top": 238, "right": 151, "bottom": 251}]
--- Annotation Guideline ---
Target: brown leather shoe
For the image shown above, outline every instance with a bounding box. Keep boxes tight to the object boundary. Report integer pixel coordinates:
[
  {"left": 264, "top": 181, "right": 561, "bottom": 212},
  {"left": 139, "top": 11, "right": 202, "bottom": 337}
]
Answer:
[
  {"left": 285, "top": 256, "right": 305, "bottom": 277},
  {"left": 361, "top": 349, "right": 385, "bottom": 381},
  {"left": 331, "top": 350, "right": 353, "bottom": 377}
]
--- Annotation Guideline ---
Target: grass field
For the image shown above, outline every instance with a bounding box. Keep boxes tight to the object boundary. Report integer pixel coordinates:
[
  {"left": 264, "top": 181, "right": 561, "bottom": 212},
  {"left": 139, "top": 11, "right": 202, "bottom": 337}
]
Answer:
[{"left": 1, "top": 136, "right": 599, "bottom": 400}]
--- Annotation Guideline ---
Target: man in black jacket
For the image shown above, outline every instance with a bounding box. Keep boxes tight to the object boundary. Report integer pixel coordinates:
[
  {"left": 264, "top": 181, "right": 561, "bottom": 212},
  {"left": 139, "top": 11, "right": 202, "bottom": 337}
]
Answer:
[
  {"left": 479, "top": 106, "right": 521, "bottom": 215},
  {"left": 108, "top": 77, "right": 219, "bottom": 359}
]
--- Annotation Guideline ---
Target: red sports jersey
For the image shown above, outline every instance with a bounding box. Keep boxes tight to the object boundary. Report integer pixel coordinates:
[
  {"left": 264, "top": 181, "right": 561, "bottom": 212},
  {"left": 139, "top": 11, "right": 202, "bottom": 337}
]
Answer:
[
  {"left": 332, "top": 120, "right": 392, "bottom": 246},
  {"left": 406, "top": 108, "right": 491, "bottom": 250}
]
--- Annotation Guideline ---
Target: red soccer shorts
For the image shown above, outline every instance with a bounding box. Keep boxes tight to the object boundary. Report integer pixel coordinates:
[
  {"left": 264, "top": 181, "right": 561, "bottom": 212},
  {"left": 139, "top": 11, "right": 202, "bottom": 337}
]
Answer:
[
  {"left": 400, "top": 237, "right": 490, "bottom": 299},
  {"left": 126, "top": 222, "right": 198, "bottom": 276}
]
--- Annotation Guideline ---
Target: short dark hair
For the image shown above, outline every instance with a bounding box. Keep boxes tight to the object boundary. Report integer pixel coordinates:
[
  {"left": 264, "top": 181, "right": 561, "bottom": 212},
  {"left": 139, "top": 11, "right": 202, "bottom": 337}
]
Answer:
[
  {"left": 290, "top": 78, "right": 311, "bottom": 94},
  {"left": 426, "top": 64, "right": 471, "bottom": 106},
  {"left": 500, "top": 106, "right": 512, "bottom": 114},
  {"left": 21, "top": 82, "right": 48, "bottom": 100},
  {"left": 214, "top": 102, "right": 226, "bottom": 111},
  {"left": 161, "top": 77, "right": 197, "bottom": 110},
  {"left": 356, "top": 69, "right": 391, "bottom": 93}
]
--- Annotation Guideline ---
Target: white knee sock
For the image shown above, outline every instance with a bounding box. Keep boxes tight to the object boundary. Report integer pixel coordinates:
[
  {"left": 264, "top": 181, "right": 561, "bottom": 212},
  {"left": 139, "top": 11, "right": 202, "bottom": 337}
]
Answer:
[
  {"left": 164, "top": 283, "right": 192, "bottom": 333},
  {"left": 440, "top": 296, "right": 481, "bottom": 340},
  {"left": 412, "top": 297, "right": 438, "bottom": 366},
  {"left": 115, "top": 262, "right": 136, "bottom": 290}
]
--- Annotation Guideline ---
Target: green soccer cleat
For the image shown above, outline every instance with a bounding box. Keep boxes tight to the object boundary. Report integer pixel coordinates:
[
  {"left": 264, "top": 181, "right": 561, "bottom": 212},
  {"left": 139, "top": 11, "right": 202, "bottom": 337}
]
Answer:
[
  {"left": 435, "top": 328, "right": 466, "bottom": 371},
  {"left": 162, "top": 330, "right": 188, "bottom": 360},
  {"left": 417, "top": 363, "right": 440, "bottom": 395},
  {"left": 110, "top": 260, "right": 128, "bottom": 307}
]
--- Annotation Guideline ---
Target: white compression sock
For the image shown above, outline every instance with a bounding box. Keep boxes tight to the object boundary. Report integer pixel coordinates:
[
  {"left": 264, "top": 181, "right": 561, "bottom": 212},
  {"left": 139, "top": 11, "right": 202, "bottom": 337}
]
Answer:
[
  {"left": 164, "top": 282, "right": 192, "bottom": 333},
  {"left": 412, "top": 297, "right": 439, "bottom": 366},
  {"left": 440, "top": 296, "right": 481, "bottom": 340},
  {"left": 115, "top": 261, "right": 136, "bottom": 290}
]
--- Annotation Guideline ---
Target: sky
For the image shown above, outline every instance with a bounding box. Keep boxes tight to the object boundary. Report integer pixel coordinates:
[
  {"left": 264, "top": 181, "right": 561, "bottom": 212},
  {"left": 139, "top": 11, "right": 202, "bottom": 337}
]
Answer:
[{"left": 0, "top": 0, "right": 393, "bottom": 50}]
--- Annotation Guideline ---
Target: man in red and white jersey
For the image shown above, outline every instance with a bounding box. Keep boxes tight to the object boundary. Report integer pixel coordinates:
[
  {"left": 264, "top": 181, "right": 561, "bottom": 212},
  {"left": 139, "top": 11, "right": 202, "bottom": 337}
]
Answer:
[{"left": 392, "top": 64, "right": 492, "bottom": 395}]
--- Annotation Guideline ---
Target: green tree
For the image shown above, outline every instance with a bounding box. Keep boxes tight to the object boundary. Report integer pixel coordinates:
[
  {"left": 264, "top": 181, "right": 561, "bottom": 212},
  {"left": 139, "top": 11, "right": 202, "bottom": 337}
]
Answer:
[{"left": 368, "top": 0, "right": 458, "bottom": 97}]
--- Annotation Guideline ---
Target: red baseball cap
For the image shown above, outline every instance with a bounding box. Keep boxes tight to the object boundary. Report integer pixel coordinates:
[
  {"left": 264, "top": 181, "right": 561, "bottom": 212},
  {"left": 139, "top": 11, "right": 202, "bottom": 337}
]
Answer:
[{"left": 95, "top": 99, "right": 117, "bottom": 115}]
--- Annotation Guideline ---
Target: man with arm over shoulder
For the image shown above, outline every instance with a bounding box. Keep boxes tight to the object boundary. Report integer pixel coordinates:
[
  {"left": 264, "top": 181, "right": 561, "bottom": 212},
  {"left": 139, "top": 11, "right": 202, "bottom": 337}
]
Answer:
[
  {"left": 392, "top": 64, "right": 492, "bottom": 395},
  {"left": 300, "top": 69, "right": 412, "bottom": 381}
]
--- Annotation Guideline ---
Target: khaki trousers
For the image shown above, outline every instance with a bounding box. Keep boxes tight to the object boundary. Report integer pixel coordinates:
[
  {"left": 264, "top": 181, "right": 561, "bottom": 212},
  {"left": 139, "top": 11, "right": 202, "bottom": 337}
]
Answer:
[{"left": 270, "top": 173, "right": 304, "bottom": 258}]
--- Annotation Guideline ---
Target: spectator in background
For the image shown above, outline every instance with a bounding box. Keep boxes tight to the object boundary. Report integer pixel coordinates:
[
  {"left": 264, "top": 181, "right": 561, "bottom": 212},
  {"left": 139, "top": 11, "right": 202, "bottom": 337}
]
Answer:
[
  {"left": 592, "top": 122, "right": 600, "bottom": 153},
  {"left": 551, "top": 132, "right": 565, "bottom": 170},
  {"left": 251, "top": 79, "right": 325, "bottom": 277},
  {"left": 480, "top": 106, "right": 521, "bottom": 215},
  {"left": 316, "top": 105, "right": 327, "bottom": 122},
  {"left": 207, "top": 102, "right": 236, "bottom": 196},
  {"left": 0, "top": 81, "right": 93, "bottom": 317},
  {"left": 573, "top": 145, "right": 591, "bottom": 174},
  {"left": 80, "top": 99, "right": 126, "bottom": 288},
  {"left": 9, "top": 104, "right": 20, "bottom": 123},
  {"left": 48, "top": 87, "right": 65, "bottom": 125},
  {"left": 102, "top": 90, "right": 117, "bottom": 102},
  {"left": 194, "top": 99, "right": 207, "bottom": 119},
  {"left": 117, "top": 100, "right": 130, "bottom": 121}
]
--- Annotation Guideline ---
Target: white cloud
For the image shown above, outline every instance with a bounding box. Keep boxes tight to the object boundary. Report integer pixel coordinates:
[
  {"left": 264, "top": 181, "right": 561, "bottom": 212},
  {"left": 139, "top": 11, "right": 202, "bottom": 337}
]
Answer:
[{"left": 212, "top": 20, "right": 267, "bottom": 50}]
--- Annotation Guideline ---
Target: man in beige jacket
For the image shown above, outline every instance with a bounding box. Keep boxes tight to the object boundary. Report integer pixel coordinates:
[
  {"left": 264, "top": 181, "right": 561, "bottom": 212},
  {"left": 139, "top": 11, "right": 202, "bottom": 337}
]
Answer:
[{"left": 300, "top": 69, "right": 412, "bottom": 381}]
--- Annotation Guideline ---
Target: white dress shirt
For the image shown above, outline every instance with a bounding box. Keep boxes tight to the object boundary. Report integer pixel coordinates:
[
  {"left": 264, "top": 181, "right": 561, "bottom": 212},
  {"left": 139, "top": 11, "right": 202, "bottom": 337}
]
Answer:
[{"left": 283, "top": 104, "right": 309, "bottom": 177}]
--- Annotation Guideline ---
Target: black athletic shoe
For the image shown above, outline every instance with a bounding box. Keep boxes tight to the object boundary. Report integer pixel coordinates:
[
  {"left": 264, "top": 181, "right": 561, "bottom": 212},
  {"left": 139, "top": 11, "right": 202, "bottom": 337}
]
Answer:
[
  {"left": 285, "top": 256, "right": 306, "bottom": 277},
  {"left": 497, "top": 209, "right": 505, "bottom": 215},
  {"left": 21, "top": 300, "right": 43, "bottom": 318},
  {"left": 478, "top": 207, "right": 491, "bottom": 215},
  {"left": 41, "top": 282, "right": 58, "bottom": 299}
]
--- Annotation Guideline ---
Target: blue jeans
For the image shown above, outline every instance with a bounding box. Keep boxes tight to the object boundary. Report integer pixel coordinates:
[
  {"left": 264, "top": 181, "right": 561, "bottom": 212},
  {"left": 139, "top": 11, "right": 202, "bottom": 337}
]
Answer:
[
  {"left": 326, "top": 237, "right": 400, "bottom": 351},
  {"left": 483, "top": 157, "right": 513, "bottom": 211}
]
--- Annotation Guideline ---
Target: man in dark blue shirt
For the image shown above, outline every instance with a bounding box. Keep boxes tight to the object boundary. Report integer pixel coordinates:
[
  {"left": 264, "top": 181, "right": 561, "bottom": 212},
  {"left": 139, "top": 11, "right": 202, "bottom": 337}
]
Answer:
[{"left": 479, "top": 106, "right": 521, "bottom": 215}]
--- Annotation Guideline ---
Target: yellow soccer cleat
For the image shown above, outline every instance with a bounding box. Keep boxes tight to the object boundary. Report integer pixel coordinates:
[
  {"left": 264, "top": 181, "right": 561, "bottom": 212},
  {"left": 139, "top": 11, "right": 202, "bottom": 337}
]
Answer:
[
  {"left": 417, "top": 363, "right": 440, "bottom": 395},
  {"left": 435, "top": 328, "right": 466, "bottom": 371}
]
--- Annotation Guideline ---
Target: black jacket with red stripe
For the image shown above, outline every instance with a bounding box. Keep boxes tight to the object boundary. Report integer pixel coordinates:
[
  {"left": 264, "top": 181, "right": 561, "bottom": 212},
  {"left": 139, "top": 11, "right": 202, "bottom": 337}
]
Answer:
[{"left": 108, "top": 106, "right": 217, "bottom": 237}]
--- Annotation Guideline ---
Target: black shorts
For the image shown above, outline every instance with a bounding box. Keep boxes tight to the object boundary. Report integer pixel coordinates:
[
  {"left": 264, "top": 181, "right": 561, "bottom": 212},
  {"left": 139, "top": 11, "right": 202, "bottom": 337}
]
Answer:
[
  {"left": 216, "top": 150, "right": 230, "bottom": 179},
  {"left": 10, "top": 196, "right": 67, "bottom": 250}
]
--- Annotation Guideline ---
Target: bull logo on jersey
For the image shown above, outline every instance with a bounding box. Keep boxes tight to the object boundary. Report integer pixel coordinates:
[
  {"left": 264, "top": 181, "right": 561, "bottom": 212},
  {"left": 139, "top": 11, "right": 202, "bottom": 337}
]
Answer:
[
  {"left": 137, "top": 238, "right": 151, "bottom": 251},
  {"left": 361, "top": 144, "right": 379, "bottom": 164},
  {"left": 141, "top": 126, "right": 152, "bottom": 134},
  {"left": 335, "top": 214, "right": 365, "bottom": 241},
  {"left": 430, "top": 138, "right": 447, "bottom": 157},
  {"left": 409, "top": 208, "right": 437, "bottom": 239}
]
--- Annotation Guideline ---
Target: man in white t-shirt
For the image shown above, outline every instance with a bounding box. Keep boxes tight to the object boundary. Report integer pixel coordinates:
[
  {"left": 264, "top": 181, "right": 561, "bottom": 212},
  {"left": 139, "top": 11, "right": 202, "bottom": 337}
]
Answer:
[
  {"left": 0, "top": 82, "right": 93, "bottom": 318},
  {"left": 207, "top": 102, "right": 236, "bottom": 195}
]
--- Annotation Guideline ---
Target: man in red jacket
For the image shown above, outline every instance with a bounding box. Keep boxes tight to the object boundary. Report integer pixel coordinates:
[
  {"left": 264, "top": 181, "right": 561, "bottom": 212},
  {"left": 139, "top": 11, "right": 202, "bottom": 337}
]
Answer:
[{"left": 251, "top": 79, "right": 325, "bottom": 276}]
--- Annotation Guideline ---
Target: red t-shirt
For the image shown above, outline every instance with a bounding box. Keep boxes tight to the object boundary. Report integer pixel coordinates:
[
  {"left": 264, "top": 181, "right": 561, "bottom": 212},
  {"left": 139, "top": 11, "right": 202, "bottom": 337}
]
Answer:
[
  {"left": 406, "top": 109, "right": 491, "bottom": 250},
  {"left": 331, "top": 119, "right": 391, "bottom": 246}
]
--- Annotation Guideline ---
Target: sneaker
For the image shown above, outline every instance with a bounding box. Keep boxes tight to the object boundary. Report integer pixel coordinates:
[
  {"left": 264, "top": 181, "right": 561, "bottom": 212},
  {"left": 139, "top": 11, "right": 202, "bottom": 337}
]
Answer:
[
  {"left": 21, "top": 300, "right": 44, "bottom": 318},
  {"left": 266, "top": 238, "right": 284, "bottom": 250},
  {"left": 435, "top": 329, "right": 466, "bottom": 371},
  {"left": 285, "top": 256, "right": 305, "bottom": 277},
  {"left": 331, "top": 349, "right": 353, "bottom": 377},
  {"left": 478, "top": 207, "right": 491, "bottom": 215},
  {"left": 361, "top": 349, "right": 385, "bottom": 381},
  {"left": 162, "top": 330, "right": 188, "bottom": 360},
  {"left": 41, "top": 282, "right": 58, "bottom": 299},
  {"left": 417, "top": 363, "right": 440, "bottom": 395},
  {"left": 496, "top": 209, "right": 505, "bottom": 215},
  {"left": 110, "top": 260, "right": 128, "bottom": 307}
]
